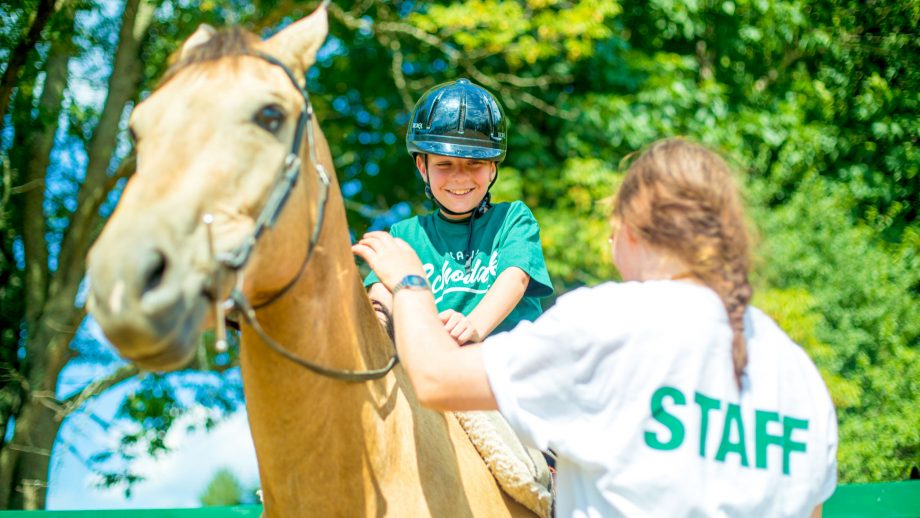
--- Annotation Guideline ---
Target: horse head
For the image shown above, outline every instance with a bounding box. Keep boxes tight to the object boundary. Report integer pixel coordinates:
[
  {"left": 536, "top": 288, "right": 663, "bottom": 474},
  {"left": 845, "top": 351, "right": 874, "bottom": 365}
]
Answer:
[{"left": 87, "top": 5, "right": 332, "bottom": 371}]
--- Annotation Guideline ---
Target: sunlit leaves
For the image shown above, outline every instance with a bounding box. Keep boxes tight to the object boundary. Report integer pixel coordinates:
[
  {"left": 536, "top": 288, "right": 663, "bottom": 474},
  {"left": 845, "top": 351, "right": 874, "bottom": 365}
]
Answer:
[{"left": 410, "top": 0, "right": 619, "bottom": 68}]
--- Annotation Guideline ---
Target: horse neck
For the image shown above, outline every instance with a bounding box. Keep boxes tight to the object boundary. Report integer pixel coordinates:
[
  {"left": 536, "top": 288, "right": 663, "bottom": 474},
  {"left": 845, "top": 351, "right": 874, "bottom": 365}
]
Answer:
[{"left": 237, "top": 168, "right": 399, "bottom": 509}]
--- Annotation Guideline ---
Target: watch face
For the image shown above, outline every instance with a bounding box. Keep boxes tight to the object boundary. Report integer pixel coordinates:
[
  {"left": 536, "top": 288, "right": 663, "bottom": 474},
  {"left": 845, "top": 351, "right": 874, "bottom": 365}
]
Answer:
[{"left": 399, "top": 275, "right": 429, "bottom": 290}]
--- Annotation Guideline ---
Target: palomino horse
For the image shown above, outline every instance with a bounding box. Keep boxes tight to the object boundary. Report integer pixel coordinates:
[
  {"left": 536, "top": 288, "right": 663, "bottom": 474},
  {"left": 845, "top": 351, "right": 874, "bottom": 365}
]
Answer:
[{"left": 86, "top": 4, "right": 535, "bottom": 517}]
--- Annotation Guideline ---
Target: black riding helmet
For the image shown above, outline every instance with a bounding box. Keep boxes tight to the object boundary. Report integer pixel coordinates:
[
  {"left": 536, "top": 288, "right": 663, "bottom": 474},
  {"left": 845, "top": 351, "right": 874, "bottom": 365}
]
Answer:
[
  {"left": 406, "top": 79, "right": 508, "bottom": 270},
  {"left": 406, "top": 78, "right": 508, "bottom": 162}
]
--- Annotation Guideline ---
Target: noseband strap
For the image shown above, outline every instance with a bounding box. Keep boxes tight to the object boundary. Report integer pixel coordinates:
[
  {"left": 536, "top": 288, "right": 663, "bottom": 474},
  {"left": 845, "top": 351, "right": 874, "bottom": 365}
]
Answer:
[{"left": 213, "top": 51, "right": 398, "bottom": 382}]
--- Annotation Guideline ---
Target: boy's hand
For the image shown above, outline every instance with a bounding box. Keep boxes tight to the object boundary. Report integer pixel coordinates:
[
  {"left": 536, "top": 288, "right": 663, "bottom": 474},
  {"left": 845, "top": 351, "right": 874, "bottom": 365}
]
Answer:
[
  {"left": 352, "top": 232, "right": 426, "bottom": 292},
  {"left": 439, "top": 309, "right": 482, "bottom": 345}
]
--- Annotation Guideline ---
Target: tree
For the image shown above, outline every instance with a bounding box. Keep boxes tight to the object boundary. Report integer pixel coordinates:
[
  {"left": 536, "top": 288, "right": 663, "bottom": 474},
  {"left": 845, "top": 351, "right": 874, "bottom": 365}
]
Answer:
[{"left": 199, "top": 467, "right": 258, "bottom": 507}]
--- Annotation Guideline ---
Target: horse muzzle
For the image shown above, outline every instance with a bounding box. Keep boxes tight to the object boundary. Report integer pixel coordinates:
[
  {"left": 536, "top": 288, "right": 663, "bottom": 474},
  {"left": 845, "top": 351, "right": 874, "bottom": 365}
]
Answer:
[{"left": 87, "top": 229, "right": 208, "bottom": 372}]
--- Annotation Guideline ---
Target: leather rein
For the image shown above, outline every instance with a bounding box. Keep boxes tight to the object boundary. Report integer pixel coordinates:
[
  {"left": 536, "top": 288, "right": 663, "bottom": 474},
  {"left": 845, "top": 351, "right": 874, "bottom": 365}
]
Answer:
[{"left": 206, "top": 51, "right": 398, "bottom": 382}]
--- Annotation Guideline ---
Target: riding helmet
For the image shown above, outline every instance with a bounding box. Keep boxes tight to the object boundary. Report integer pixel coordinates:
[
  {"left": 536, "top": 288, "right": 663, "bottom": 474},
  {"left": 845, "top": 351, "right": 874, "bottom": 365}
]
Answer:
[{"left": 406, "top": 78, "right": 507, "bottom": 162}]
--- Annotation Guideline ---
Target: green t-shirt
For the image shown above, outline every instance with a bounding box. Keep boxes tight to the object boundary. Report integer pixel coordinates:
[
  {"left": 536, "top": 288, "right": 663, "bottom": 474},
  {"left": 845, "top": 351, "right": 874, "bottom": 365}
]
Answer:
[{"left": 364, "top": 201, "right": 553, "bottom": 335}]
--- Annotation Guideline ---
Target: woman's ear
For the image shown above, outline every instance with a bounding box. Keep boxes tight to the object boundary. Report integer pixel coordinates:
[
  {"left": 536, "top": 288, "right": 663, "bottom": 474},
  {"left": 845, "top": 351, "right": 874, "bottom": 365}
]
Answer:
[{"left": 622, "top": 222, "right": 640, "bottom": 245}]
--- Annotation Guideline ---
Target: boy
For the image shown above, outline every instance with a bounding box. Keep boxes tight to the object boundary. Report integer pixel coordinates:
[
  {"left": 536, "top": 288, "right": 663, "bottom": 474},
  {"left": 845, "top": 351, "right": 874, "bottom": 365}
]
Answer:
[{"left": 365, "top": 78, "right": 553, "bottom": 343}]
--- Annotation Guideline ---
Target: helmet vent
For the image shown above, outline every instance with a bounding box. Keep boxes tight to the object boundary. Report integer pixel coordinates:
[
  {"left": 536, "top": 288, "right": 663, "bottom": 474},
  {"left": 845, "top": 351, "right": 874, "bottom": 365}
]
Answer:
[
  {"left": 427, "top": 91, "right": 446, "bottom": 130},
  {"left": 457, "top": 87, "right": 467, "bottom": 134}
]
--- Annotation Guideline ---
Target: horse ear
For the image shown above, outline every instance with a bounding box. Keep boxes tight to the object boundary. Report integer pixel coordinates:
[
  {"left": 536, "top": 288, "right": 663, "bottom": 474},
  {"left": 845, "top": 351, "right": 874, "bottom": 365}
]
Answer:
[
  {"left": 261, "top": 3, "right": 329, "bottom": 78},
  {"left": 179, "top": 24, "right": 217, "bottom": 60}
]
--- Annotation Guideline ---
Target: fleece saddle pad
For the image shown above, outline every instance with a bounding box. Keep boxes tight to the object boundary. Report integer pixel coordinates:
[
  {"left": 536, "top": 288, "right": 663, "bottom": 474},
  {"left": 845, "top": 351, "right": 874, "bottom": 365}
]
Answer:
[{"left": 454, "top": 410, "right": 554, "bottom": 518}]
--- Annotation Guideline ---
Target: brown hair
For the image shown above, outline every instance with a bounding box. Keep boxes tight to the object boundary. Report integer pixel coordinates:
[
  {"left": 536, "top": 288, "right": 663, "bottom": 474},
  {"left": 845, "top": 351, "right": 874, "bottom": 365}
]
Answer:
[{"left": 614, "top": 138, "right": 753, "bottom": 389}]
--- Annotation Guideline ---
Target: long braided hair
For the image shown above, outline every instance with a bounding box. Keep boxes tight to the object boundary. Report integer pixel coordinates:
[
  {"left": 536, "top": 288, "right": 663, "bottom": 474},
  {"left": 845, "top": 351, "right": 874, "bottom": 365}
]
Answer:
[{"left": 614, "top": 138, "right": 753, "bottom": 389}]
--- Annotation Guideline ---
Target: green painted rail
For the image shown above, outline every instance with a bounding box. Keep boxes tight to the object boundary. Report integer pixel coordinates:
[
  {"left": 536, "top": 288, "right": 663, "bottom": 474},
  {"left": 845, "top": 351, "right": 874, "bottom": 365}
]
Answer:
[
  {"left": 823, "top": 481, "right": 919, "bottom": 517},
  {"left": 1, "top": 482, "right": 917, "bottom": 516},
  {"left": 0, "top": 508, "right": 262, "bottom": 517}
]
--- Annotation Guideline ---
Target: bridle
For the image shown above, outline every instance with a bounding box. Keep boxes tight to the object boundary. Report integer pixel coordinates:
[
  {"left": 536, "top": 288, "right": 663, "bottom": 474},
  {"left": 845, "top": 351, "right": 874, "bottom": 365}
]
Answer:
[{"left": 205, "top": 51, "right": 398, "bottom": 382}]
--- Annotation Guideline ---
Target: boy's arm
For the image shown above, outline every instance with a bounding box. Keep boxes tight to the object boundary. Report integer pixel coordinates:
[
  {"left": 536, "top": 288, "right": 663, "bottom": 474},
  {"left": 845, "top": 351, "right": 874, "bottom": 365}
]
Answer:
[{"left": 461, "top": 266, "right": 529, "bottom": 341}]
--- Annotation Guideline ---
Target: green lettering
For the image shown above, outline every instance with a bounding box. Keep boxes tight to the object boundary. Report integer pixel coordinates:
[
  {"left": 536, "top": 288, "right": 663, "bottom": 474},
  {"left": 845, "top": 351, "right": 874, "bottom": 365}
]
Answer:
[
  {"left": 755, "top": 410, "right": 783, "bottom": 470},
  {"left": 715, "top": 403, "right": 749, "bottom": 467},
  {"left": 782, "top": 416, "right": 809, "bottom": 475},
  {"left": 694, "top": 392, "right": 721, "bottom": 457},
  {"left": 645, "top": 386, "right": 686, "bottom": 451}
]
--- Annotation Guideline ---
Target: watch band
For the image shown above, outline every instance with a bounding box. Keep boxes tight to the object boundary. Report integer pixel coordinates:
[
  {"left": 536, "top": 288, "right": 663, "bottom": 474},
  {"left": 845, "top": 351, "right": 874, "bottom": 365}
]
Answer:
[{"left": 393, "top": 274, "right": 430, "bottom": 294}]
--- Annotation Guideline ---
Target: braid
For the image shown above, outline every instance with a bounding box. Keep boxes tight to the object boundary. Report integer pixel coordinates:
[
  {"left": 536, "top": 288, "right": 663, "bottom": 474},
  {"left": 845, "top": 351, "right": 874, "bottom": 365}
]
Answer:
[
  {"left": 722, "top": 250, "right": 753, "bottom": 389},
  {"left": 719, "top": 183, "right": 753, "bottom": 389},
  {"left": 616, "top": 138, "right": 753, "bottom": 391}
]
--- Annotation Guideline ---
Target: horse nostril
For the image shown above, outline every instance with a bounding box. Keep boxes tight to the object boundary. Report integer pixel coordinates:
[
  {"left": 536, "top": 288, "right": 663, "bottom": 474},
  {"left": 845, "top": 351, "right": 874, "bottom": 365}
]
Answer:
[{"left": 142, "top": 250, "right": 168, "bottom": 295}]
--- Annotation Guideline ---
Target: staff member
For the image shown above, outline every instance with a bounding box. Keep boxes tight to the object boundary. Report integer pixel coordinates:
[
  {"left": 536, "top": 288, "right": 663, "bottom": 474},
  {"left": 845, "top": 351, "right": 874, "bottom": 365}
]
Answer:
[{"left": 354, "top": 137, "right": 838, "bottom": 517}]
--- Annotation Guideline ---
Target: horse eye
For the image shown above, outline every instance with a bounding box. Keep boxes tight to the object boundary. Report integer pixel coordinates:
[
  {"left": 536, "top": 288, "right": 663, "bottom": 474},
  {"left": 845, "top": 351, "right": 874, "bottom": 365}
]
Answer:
[{"left": 254, "top": 104, "right": 285, "bottom": 133}]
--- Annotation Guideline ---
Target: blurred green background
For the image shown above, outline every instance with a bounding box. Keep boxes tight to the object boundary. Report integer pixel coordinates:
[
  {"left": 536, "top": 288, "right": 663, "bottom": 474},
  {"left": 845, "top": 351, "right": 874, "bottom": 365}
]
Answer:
[{"left": 0, "top": 0, "right": 916, "bottom": 510}]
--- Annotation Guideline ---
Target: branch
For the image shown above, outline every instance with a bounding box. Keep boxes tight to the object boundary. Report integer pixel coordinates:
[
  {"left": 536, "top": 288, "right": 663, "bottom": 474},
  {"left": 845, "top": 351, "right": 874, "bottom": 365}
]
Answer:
[
  {"left": 60, "top": 364, "right": 139, "bottom": 416},
  {"left": 0, "top": 155, "right": 10, "bottom": 217},
  {"left": 379, "top": 34, "right": 413, "bottom": 113},
  {"left": 0, "top": 0, "right": 59, "bottom": 132},
  {"left": 19, "top": 28, "right": 74, "bottom": 331},
  {"left": 459, "top": 65, "right": 577, "bottom": 120},
  {"left": 346, "top": 6, "right": 573, "bottom": 120},
  {"left": 492, "top": 72, "right": 574, "bottom": 89},
  {"left": 343, "top": 198, "right": 394, "bottom": 218},
  {"left": 754, "top": 46, "right": 804, "bottom": 93},
  {"left": 376, "top": 21, "right": 462, "bottom": 61},
  {"left": 0, "top": 363, "right": 30, "bottom": 392},
  {"left": 102, "top": 152, "right": 136, "bottom": 194}
]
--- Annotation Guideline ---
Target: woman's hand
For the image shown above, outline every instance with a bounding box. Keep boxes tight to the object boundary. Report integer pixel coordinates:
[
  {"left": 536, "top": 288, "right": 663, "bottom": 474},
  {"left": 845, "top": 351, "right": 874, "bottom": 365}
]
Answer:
[
  {"left": 352, "top": 231, "right": 426, "bottom": 292},
  {"left": 439, "top": 309, "right": 482, "bottom": 345}
]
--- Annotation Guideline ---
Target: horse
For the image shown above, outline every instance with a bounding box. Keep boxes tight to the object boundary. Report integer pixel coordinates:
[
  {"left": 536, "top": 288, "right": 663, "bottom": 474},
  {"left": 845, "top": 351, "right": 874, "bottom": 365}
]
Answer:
[{"left": 85, "top": 5, "right": 536, "bottom": 517}]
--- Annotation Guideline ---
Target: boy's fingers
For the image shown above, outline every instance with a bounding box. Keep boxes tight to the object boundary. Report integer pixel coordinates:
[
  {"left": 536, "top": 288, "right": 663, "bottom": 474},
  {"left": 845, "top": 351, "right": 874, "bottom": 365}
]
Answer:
[
  {"left": 447, "top": 312, "right": 463, "bottom": 330},
  {"left": 450, "top": 321, "right": 466, "bottom": 340},
  {"left": 456, "top": 325, "right": 473, "bottom": 342}
]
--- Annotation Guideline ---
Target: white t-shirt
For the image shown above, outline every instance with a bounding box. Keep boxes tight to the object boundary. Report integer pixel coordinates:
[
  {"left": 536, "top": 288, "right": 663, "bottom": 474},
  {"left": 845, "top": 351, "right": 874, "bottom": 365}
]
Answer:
[{"left": 482, "top": 281, "right": 837, "bottom": 518}]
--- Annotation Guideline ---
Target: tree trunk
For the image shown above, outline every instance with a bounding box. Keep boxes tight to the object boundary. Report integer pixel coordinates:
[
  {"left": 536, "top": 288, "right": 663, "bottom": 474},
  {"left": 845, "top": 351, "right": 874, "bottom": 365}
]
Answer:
[
  {"left": 18, "top": 11, "right": 74, "bottom": 333},
  {"left": 0, "top": 398, "right": 62, "bottom": 509}
]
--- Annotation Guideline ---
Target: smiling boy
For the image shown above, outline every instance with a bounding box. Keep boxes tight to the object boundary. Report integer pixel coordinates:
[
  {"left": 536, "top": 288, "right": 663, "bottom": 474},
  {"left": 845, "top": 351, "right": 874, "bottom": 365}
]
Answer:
[{"left": 365, "top": 78, "right": 553, "bottom": 344}]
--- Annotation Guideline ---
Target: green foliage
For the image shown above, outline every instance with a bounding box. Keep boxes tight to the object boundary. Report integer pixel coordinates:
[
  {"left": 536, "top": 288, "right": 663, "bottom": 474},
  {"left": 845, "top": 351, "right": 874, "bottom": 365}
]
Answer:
[
  {"left": 411, "top": 0, "right": 619, "bottom": 66},
  {"left": 752, "top": 176, "right": 919, "bottom": 481},
  {"left": 199, "top": 468, "right": 257, "bottom": 506}
]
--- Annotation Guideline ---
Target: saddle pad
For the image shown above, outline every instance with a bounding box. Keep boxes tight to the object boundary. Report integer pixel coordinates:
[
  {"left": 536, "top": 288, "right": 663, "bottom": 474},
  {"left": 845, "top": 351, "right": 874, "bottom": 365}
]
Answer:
[{"left": 454, "top": 410, "right": 553, "bottom": 518}]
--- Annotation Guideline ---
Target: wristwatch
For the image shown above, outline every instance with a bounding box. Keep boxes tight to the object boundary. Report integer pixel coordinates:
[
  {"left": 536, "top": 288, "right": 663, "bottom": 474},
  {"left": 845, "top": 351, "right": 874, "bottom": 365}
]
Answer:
[{"left": 393, "top": 274, "right": 430, "bottom": 294}]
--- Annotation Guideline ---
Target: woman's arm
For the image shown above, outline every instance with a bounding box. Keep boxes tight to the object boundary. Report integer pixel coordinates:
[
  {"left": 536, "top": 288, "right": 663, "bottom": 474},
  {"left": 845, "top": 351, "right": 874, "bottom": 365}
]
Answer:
[
  {"left": 353, "top": 232, "right": 498, "bottom": 411},
  {"left": 394, "top": 289, "right": 498, "bottom": 410}
]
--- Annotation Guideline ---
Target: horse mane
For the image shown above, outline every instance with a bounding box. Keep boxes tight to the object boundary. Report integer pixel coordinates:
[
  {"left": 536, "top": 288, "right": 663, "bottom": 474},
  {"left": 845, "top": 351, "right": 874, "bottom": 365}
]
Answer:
[{"left": 162, "top": 27, "right": 261, "bottom": 84}]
